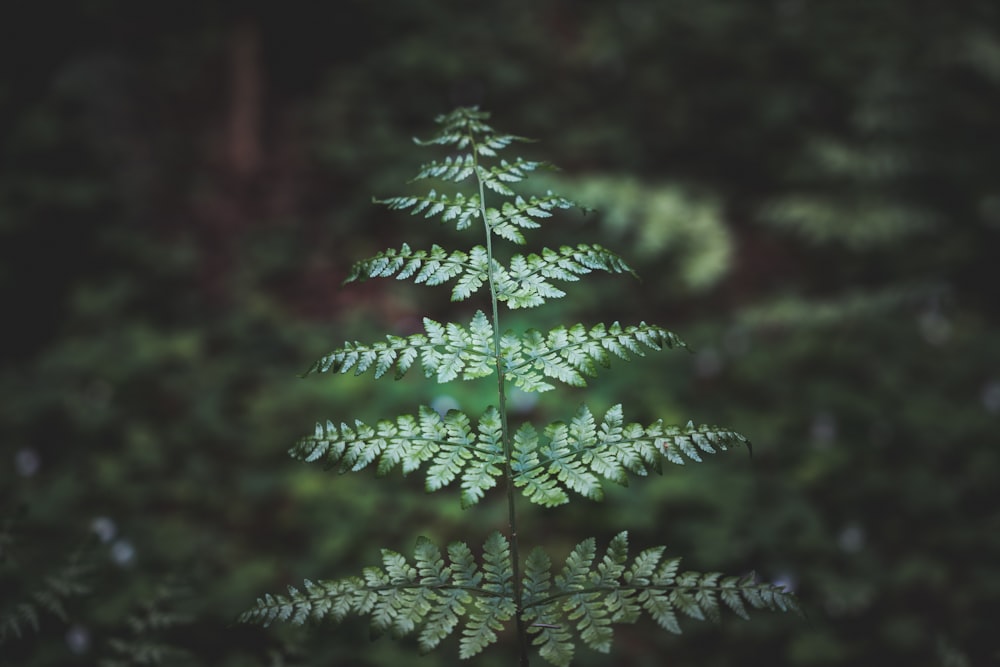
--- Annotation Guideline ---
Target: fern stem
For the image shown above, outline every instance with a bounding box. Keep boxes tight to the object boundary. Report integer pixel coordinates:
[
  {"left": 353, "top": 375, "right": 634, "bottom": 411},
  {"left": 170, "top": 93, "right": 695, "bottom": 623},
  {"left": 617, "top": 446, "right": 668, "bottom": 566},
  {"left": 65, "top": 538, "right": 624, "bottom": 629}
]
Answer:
[{"left": 471, "top": 129, "right": 530, "bottom": 667}]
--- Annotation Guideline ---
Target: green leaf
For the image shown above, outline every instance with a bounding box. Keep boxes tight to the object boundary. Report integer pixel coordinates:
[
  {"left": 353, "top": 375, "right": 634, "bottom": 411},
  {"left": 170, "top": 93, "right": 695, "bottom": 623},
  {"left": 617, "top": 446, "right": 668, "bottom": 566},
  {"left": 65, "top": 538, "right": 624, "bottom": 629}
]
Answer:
[
  {"left": 541, "top": 422, "right": 603, "bottom": 500},
  {"left": 509, "top": 405, "right": 750, "bottom": 506},
  {"left": 460, "top": 407, "right": 505, "bottom": 508},
  {"left": 553, "top": 538, "right": 613, "bottom": 652},
  {"left": 291, "top": 406, "right": 505, "bottom": 506},
  {"left": 376, "top": 190, "right": 482, "bottom": 231},
  {"left": 414, "top": 154, "right": 477, "bottom": 182},
  {"left": 498, "top": 244, "right": 633, "bottom": 308},
  {"left": 501, "top": 322, "right": 687, "bottom": 392},
  {"left": 451, "top": 247, "right": 491, "bottom": 301},
  {"left": 413, "top": 537, "right": 469, "bottom": 652},
  {"left": 511, "top": 534, "right": 798, "bottom": 661},
  {"left": 348, "top": 243, "right": 630, "bottom": 309},
  {"left": 461, "top": 532, "right": 516, "bottom": 659},
  {"left": 305, "top": 312, "right": 496, "bottom": 383},
  {"left": 426, "top": 411, "right": 475, "bottom": 492},
  {"left": 597, "top": 532, "right": 636, "bottom": 623},
  {"left": 0, "top": 547, "right": 91, "bottom": 645},
  {"left": 240, "top": 533, "right": 521, "bottom": 658},
  {"left": 511, "top": 423, "right": 571, "bottom": 507},
  {"left": 491, "top": 158, "right": 545, "bottom": 184},
  {"left": 523, "top": 547, "right": 576, "bottom": 667},
  {"left": 413, "top": 107, "right": 528, "bottom": 152}
]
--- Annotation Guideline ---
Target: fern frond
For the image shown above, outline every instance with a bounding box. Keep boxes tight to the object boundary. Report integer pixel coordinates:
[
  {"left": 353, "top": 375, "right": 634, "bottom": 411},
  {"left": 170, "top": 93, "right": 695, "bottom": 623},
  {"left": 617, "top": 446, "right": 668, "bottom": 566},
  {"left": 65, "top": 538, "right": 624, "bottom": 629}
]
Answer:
[
  {"left": 480, "top": 191, "right": 582, "bottom": 244},
  {"left": 501, "top": 322, "right": 687, "bottom": 392},
  {"left": 413, "top": 108, "right": 541, "bottom": 178},
  {"left": 240, "top": 533, "right": 516, "bottom": 659},
  {"left": 345, "top": 243, "right": 490, "bottom": 302},
  {"left": 461, "top": 532, "right": 518, "bottom": 658},
  {"left": 0, "top": 536, "right": 91, "bottom": 645},
  {"left": 304, "top": 310, "right": 495, "bottom": 382},
  {"left": 99, "top": 579, "right": 196, "bottom": 666},
  {"left": 305, "top": 316, "right": 684, "bottom": 386},
  {"left": 511, "top": 404, "right": 751, "bottom": 506},
  {"left": 375, "top": 191, "right": 481, "bottom": 230},
  {"left": 475, "top": 158, "right": 548, "bottom": 196},
  {"left": 413, "top": 154, "right": 477, "bottom": 183},
  {"left": 414, "top": 107, "right": 526, "bottom": 146},
  {"left": 252, "top": 106, "right": 796, "bottom": 665},
  {"left": 510, "top": 423, "right": 570, "bottom": 507},
  {"left": 347, "top": 243, "right": 633, "bottom": 308},
  {"left": 346, "top": 243, "right": 465, "bottom": 285},
  {"left": 290, "top": 405, "right": 505, "bottom": 507},
  {"left": 492, "top": 244, "right": 634, "bottom": 309},
  {"left": 519, "top": 532, "right": 798, "bottom": 666}
]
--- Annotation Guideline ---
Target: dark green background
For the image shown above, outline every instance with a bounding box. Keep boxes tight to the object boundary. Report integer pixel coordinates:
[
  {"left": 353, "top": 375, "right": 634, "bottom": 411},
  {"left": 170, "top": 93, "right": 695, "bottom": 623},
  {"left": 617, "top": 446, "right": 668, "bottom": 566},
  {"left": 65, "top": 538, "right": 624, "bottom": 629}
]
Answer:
[{"left": 2, "top": 1, "right": 998, "bottom": 665}]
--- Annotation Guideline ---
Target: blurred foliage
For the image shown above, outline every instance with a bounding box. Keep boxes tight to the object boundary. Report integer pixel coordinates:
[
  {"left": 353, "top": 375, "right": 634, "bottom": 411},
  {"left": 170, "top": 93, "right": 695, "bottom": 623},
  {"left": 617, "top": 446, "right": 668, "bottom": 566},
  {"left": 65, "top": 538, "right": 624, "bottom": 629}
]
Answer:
[
  {"left": 543, "top": 174, "right": 733, "bottom": 292},
  {"left": 1, "top": 0, "right": 998, "bottom": 665}
]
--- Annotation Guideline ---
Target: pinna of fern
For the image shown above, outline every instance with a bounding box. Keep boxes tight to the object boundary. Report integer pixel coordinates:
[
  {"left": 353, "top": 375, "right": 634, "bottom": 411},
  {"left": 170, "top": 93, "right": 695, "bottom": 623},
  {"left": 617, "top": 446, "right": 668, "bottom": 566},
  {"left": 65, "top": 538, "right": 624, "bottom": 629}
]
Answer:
[
  {"left": 291, "top": 402, "right": 751, "bottom": 508},
  {"left": 240, "top": 531, "right": 796, "bottom": 666},
  {"left": 242, "top": 107, "right": 796, "bottom": 665}
]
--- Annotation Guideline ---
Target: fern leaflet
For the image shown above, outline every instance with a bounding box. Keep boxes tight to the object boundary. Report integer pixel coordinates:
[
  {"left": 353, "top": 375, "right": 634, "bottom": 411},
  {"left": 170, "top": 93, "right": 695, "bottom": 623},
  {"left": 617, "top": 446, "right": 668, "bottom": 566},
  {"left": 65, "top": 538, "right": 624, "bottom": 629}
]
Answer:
[
  {"left": 292, "top": 405, "right": 505, "bottom": 508},
  {"left": 0, "top": 522, "right": 92, "bottom": 645},
  {"left": 501, "top": 322, "right": 688, "bottom": 392},
  {"left": 303, "top": 310, "right": 495, "bottom": 382},
  {"left": 347, "top": 242, "right": 633, "bottom": 307},
  {"left": 293, "top": 403, "right": 748, "bottom": 508},
  {"left": 520, "top": 532, "right": 798, "bottom": 667},
  {"left": 412, "top": 107, "right": 530, "bottom": 151},
  {"left": 242, "top": 530, "right": 796, "bottom": 667},
  {"left": 511, "top": 404, "right": 751, "bottom": 506},
  {"left": 305, "top": 316, "right": 685, "bottom": 390},
  {"left": 239, "top": 533, "right": 516, "bottom": 658},
  {"left": 375, "top": 190, "right": 482, "bottom": 230}
]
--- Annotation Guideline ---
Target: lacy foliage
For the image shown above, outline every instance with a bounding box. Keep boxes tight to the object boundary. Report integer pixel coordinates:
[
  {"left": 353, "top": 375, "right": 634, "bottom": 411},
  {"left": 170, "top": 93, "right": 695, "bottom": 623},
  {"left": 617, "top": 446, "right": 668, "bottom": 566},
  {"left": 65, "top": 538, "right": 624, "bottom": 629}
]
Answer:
[
  {"left": 244, "top": 107, "right": 796, "bottom": 665},
  {"left": 292, "top": 403, "right": 750, "bottom": 508},
  {"left": 240, "top": 532, "right": 796, "bottom": 667},
  {"left": 304, "top": 310, "right": 687, "bottom": 392},
  {"left": 0, "top": 520, "right": 91, "bottom": 645},
  {"left": 347, "top": 242, "right": 633, "bottom": 308}
]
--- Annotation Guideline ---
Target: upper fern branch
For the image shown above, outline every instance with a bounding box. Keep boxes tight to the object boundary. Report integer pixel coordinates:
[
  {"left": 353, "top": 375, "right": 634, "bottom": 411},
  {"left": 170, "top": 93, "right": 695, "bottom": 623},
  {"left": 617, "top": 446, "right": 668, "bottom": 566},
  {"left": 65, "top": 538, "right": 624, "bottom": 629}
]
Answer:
[
  {"left": 378, "top": 106, "right": 595, "bottom": 255},
  {"left": 412, "top": 106, "right": 532, "bottom": 152},
  {"left": 407, "top": 106, "right": 547, "bottom": 194},
  {"left": 346, "top": 242, "right": 634, "bottom": 308},
  {"left": 304, "top": 313, "right": 686, "bottom": 390},
  {"left": 375, "top": 190, "right": 581, "bottom": 242}
]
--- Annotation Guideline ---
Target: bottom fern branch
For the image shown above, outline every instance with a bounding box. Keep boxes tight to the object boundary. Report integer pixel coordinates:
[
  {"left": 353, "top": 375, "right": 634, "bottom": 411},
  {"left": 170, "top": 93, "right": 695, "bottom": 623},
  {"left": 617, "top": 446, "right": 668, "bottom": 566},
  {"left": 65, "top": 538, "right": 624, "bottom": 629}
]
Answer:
[{"left": 240, "top": 531, "right": 797, "bottom": 666}]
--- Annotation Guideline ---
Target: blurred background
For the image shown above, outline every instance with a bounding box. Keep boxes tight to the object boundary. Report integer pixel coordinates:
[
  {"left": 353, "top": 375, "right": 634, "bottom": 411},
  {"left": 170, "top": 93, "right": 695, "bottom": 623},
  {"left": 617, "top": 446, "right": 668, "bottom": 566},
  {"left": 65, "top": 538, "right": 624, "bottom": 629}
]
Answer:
[{"left": 2, "top": 1, "right": 998, "bottom": 665}]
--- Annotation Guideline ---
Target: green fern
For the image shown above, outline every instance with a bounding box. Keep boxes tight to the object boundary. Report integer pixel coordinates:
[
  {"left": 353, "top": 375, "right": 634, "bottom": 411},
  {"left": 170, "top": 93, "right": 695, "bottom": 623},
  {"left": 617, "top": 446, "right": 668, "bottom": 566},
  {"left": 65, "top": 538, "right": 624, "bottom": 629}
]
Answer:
[
  {"left": 242, "top": 107, "right": 797, "bottom": 664},
  {"left": 292, "top": 403, "right": 748, "bottom": 508},
  {"left": 0, "top": 515, "right": 92, "bottom": 645},
  {"left": 304, "top": 312, "right": 686, "bottom": 390},
  {"left": 99, "top": 579, "right": 196, "bottom": 667},
  {"left": 241, "top": 532, "right": 795, "bottom": 667}
]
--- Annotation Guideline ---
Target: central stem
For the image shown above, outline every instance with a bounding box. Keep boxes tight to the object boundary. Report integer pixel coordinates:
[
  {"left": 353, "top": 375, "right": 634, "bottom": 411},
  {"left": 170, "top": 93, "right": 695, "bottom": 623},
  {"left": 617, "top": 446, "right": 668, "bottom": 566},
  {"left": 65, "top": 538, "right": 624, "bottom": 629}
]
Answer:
[{"left": 473, "top": 141, "right": 530, "bottom": 667}]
